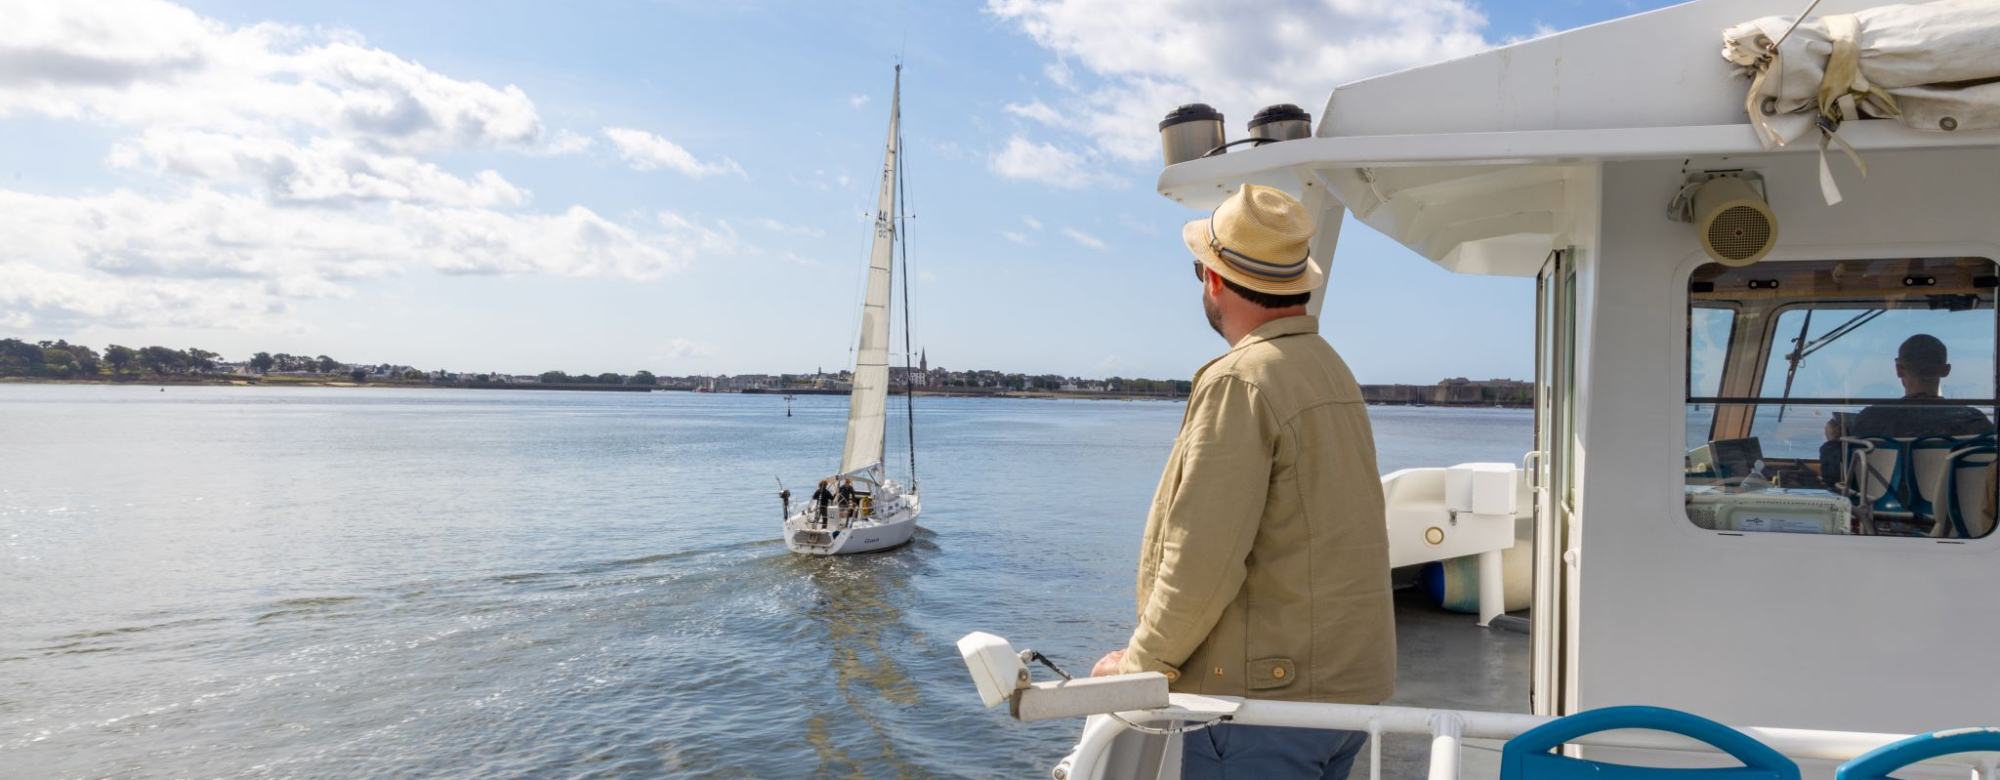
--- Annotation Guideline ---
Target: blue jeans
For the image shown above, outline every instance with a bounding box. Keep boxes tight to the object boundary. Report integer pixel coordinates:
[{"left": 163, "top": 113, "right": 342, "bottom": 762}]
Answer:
[{"left": 1182, "top": 723, "right": 1369, "bottom": 780}]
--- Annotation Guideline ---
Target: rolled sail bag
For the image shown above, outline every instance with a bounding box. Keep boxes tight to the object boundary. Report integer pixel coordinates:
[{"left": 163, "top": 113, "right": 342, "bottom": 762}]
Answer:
[
  {"left": 1417, "top": 518, "right": 1533, "bottom": 614},
  {"left": 1723, "top": 0, "right": 2000, "bottom": 145},
  {"left": 1721, "top": 0, "right": 2000, "bottom": 203}
]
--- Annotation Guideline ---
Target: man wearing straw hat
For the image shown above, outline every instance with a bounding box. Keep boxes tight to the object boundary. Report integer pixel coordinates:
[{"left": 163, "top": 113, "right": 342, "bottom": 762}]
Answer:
[{"left": 1090, "top": 184, "right": 1394, "bottom": 779}]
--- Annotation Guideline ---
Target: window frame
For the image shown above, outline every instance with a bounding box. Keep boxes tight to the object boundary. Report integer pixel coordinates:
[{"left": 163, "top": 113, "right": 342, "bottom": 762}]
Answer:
[
  {"left": 1686, "top": 303, "right": 1740, "bottom": 446},
  {"left": 1676, "top": 252, "right": 2000, "bottom": 545}
]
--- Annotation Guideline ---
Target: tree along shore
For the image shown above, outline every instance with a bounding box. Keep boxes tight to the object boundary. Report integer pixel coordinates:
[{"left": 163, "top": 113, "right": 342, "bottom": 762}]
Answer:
[{"left": 0, "top": 375, "right": 1531, "bottom": 406}]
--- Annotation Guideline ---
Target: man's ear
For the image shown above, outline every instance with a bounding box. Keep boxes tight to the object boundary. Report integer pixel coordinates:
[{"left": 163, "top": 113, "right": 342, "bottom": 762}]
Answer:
[
  {"left": 1895, "top": 360, "right": 1906, "bottom": 379},
  {"left": 1204, "top": 267, "right": 1225, "bottom": 298},
  {"left": 1942, "top": 363, "right": 1953, "bottom": 378}
]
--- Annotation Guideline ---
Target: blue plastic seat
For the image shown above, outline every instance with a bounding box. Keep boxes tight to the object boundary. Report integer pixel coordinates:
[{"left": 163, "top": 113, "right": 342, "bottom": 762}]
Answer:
[
  {"left": 1905, "top": 435, "right": 1958, "bottom": 520},
  {"left": 1836, "top": 437, "right": 1910, "bottom": 517},
  {"left": 1937, "top": 445, "right": 1998, "bottom": 538},
  {"left": 1838, "top": 727, "right": 2000, "bottom": 780},
  {"left": 1500, "top": 706, "right": 1800, "bottom": 780}
]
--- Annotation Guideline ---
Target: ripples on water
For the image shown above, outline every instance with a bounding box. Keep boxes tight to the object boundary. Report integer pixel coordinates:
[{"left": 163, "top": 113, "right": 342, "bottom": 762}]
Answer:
[{"left": 0, "top": 385, "right": 1530, "bottom": 778}]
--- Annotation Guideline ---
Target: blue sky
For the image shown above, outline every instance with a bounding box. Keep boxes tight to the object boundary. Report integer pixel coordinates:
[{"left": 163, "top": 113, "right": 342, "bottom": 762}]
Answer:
[{"left": 0, "top": 0, "right": 1676, "bottom": 382}]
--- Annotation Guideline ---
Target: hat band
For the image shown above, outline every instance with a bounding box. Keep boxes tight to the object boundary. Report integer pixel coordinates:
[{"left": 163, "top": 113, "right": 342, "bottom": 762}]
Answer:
[{"left": 1208, "top": 215, "right": 1308, "bottom": 282}]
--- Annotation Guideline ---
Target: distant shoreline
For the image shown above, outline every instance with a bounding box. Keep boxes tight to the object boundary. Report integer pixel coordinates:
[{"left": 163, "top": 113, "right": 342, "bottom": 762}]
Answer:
[
  {"left": 0, "top": 376, "right": 1533, "bottom": 407},
  {"left": 0, "top": 376, "right": 1178, "bottom": 401}
]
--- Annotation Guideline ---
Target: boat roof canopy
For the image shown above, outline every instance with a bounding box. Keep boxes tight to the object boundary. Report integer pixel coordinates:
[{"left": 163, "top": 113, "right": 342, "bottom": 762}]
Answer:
[{"left": 1157, "top": 0, "right": 2000, "bottom": 277}]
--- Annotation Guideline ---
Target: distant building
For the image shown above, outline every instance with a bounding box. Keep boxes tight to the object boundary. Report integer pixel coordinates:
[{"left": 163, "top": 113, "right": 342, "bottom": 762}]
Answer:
[{"left": 1358, "top": 378, "right": 1533, "bottom": 406}]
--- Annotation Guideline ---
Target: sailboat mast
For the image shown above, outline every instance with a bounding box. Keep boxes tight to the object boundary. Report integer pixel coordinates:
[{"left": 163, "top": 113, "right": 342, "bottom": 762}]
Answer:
[{"left": 895, "top": 67, "right": 917, "bottom": 491}]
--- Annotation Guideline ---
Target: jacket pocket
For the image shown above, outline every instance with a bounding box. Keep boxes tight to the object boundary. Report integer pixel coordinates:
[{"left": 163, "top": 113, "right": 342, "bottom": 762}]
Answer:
[{"left": 1246, "top": 657, "right": 1295, "bottom": 690}]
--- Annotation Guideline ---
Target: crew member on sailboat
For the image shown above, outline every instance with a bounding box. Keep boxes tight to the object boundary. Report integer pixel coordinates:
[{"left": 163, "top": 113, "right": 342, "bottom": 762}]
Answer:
[
  {"left": 1088, "top": 185, "right": 1395, "bottom": 780},
  {"left": 812, "top": 479, "right": 833, "bottom": 526}
]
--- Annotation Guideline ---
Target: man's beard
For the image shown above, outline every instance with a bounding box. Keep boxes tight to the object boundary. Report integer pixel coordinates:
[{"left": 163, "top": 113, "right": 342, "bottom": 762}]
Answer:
[{"left": 1203, "top": 287, "right": 1224, "bottom": 338}]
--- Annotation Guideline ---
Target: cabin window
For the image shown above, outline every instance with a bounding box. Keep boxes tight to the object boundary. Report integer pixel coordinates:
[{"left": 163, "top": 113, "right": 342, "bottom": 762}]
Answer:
[{"left": 1684, "top": 258, "right": 2000, "bottom": 538}]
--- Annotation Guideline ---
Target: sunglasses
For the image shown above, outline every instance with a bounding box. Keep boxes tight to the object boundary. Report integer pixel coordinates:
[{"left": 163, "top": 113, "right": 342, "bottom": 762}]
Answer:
[{"left": 1192, "top": 259, "right": 1208, "bottom": 283}]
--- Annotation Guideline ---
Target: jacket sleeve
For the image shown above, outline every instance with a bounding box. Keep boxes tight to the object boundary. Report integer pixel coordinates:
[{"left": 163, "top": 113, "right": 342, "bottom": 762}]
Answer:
[{"left": 1120, "top": 375, "right": 1274, "bottom": 677}]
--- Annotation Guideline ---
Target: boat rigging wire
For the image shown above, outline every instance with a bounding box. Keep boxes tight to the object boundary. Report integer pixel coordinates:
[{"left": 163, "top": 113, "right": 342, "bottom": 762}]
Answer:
[
  {"left": 1776, "top": 309, "right": 1814, "bottom": 423},
  {"left": 1775, "top": 308, "right": 1885, "bottom": 421},
  {"left": 895, "top": 64, "right": 918, "bottom": 491},
  {"left": 1770, "top": 0, "right": 1828, "bottom": 53}
]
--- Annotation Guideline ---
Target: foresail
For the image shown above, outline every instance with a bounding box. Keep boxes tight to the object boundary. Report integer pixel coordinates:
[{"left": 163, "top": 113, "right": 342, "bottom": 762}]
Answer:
[{"left": 840, "top": 69, "right": 898, "bottom": 476}]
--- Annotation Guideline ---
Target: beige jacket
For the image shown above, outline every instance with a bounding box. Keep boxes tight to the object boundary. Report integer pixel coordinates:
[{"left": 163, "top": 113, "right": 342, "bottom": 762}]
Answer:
[{"left": 1117, "top": 316, "right": 1396, "bottom": 704}]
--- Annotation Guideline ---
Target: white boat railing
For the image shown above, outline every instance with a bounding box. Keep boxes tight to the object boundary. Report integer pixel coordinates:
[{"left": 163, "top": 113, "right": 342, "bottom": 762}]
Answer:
[{"left": 1060, "top": 697, "right": 1999, "bottom": 780}]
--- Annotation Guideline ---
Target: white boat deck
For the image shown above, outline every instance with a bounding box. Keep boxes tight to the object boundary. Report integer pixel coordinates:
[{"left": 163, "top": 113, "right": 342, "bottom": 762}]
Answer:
[{"left": 1378, "top": 589, "right": 1528, "bottom": 777}]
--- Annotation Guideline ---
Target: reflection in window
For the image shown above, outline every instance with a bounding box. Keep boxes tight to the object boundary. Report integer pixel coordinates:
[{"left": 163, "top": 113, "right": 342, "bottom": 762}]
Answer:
[
  {"left": 1684, "top": 258, "right": 1999, "bottom": 538},
  {"left": 1687, "top": 306, "right": 1734, "bottom": 447}
]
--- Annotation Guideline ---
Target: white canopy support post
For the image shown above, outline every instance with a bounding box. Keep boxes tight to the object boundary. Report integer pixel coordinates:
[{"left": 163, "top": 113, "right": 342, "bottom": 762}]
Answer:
[
  {"left": 1477, "top": 549, "right": 1506, "bottom": 627},
  {"left": 1299, "top": 172, "right": 1345, "bottom": 321}
]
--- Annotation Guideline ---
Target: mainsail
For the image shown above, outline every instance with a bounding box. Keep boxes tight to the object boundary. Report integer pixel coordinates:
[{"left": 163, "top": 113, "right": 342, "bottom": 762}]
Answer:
[{"left": 840, "top": 67, "right": 899, "bottom": 475}]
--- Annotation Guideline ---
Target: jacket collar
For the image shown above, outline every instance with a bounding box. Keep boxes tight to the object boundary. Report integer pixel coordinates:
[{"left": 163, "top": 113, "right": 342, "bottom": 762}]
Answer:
[
  {"left": 1233, "top": 315, "right": 1319, "bottom": 350},
  {"left": 1189, "top": 315, "right": 1320, "bottom": 389}
]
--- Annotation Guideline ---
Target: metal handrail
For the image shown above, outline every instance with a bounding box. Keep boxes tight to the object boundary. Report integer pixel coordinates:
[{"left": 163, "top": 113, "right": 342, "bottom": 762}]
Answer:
[{"left": 1057, "top": 698, "right": 1996, "bottom": 780}]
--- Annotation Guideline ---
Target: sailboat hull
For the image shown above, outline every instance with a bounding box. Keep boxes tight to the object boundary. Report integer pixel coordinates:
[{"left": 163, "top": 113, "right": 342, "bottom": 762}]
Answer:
[{"left": 783, "top": 492, "right": 921, "bottom": 555}]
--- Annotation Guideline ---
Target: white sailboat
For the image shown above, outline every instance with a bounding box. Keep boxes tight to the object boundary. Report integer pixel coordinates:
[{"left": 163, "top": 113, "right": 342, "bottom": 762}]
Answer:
[{"left": 783, "top": 66, "right": 921, "bottom": 556}]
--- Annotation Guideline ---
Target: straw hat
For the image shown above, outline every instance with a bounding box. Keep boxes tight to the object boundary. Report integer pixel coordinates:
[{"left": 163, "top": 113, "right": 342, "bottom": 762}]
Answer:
[{"left": 1182, "top": 184, "right": 1323, "bottom": 296}]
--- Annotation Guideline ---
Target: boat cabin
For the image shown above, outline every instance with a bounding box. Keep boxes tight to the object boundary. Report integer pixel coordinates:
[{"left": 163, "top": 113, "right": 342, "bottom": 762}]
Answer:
[
  {"left": 1156, "top": 0, "right": 2000, "bottom": 748},
  {"left": 962, "top": 0, "right": 2000, "bottom": 777}
]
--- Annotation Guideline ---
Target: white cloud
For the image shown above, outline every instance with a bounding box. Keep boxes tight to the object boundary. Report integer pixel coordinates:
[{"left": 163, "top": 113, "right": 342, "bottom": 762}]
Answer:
[
  {"left": 1044, "top": 61, "right": 1075, "bottom": 90},
  {"left": 0, "top": 259, "right": 294, "bottom": 332},
  {"left": 535, "top": 128, "right": 594, "bottom": 156},
  {"left": 662, "top": 337, "right": 717, "bottom": 359},
  {"left": 988, "top": 135, "right": 1122, "bottom": 188},
  {"left": 1001, "top": 230, "right": 1032, "bottom": 245},
  {"left": 1023, "top": 215, "right": 1044, "bottom": 230},
  {"left": 751, "top": 217, "right": 826, "bottom": 238},
  {"left": 1062, "top": 227, "right": 1107, "bottom": 251},
  {"left": 847, "top": 94, "right": 870, "bottom": 108},
  {"left": 107, "top": 129, "right": 527, "bottom": 207},
  {"left": 0, "top": 188, "right": 740, "bottom": 331},
  {"left": 603, "top": 126, "right": 744, "bottom": 178},
  {"left": 986, "top": 0, "right": 1494, "bottom": 162},
  {"left": 918, "top": 270, "right": 937, "bottom": 283},
  {"left": 0, "top": 1, "right": 763, "bottom": 335},
  {"left": 0, "top": 1, "right": 543, "bottom": 153},
  {"left": 1505, "top": 23, "right": 1560, "bottom": 45},
  {"left": 1118, "top": 211, "right": 1159, "bottom": 236},
  {"left": 1004, "top": 100, "right": 1062, "bottom": 126}
]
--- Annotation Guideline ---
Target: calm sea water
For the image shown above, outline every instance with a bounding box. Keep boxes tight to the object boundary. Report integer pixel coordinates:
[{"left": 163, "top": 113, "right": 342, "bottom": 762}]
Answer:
[{"left": 0, "top": 385, "right": 1531, "bottom": 779}]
